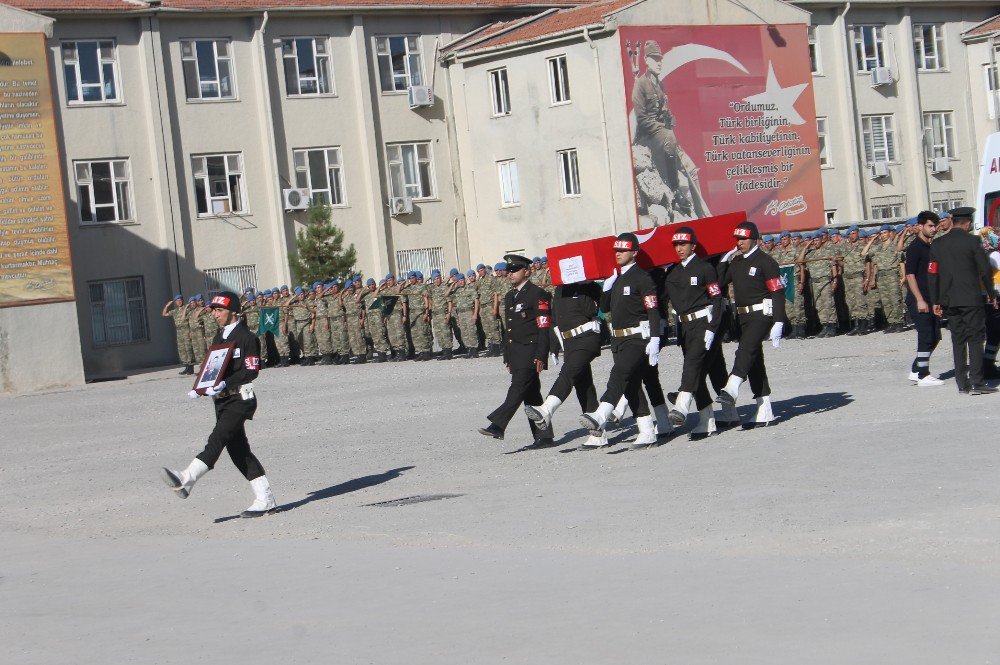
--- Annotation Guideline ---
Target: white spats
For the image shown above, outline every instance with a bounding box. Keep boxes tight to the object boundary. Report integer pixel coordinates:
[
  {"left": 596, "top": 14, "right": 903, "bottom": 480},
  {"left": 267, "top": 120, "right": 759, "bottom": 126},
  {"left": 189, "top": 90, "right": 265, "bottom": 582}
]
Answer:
[
  {"left": 631, "top": 415, "right": 657, "bottom": 449},
  {"left": 668, "top": 391, "right": 694, "bottom": 425},
  {"left": 609, "top": 396, "right": 628, "bottom": 424},
  {"left": 754, "top": 396, "right": 775, "bottom": 424},
  {"left": 720, "top": 375, "right": 744, "bottom": 404},
  {"left": 241, "top": 475, "right": 277, "bottom": 518},
  {"left": 524, "top": 395, "right": 563, "bottom": 430},
  {"left": 581, "top": 431, "right": 610, "bottom": 448},
  {"left": 580, "top": 401, "right": 615, "bottom": 436},
  {"left": 652, "top": 403, "right": 673, "bottom": 436},
  {"left": 160, "top": 458, "right": 209, "bottom": 499},
  {"left": 690, "top": 406, "right": 717, "bottom": 438}
]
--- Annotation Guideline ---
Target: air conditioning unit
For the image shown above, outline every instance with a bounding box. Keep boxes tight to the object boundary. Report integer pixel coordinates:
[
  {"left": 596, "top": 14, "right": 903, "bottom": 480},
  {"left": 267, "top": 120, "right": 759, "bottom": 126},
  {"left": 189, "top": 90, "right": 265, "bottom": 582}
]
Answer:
[
  {"left": 408, "top": 85, "right": 434, "bottom": 108},
  {"left": 390, "top": 196, "right": 413, "bottom": 216},
  {"left": 282, "top": 188, "right": 310, "bottom": 211},
  {"left": 871, "top": 67, "right": 893, "bottom": 87},
  {"left": 931, "top": 156, "right": 951, "bottom": 174},
  {"left": 870, "top": 161, "right": 890, "bottom": 178}
]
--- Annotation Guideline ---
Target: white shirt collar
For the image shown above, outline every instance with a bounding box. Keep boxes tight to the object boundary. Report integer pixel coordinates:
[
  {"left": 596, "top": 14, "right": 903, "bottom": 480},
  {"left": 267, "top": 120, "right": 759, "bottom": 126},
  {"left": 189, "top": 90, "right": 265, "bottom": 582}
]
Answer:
[
  {"left": 742, "top": 245, "right": 759, "bottom": 259},
  {"left": 222, "top": 320, "right": 239, "bottom": 339},
  {"left": 620, "top": 261, "right": 636, "bottom": 275},
  {"left": 681, "top": 255, "right": 695, "bottom": 267}
]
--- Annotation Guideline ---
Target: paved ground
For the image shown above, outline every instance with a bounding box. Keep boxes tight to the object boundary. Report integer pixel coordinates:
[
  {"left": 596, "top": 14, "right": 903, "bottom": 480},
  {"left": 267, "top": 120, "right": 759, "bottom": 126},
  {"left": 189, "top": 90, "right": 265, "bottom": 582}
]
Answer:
[{"left": 3, "top": 331, "right": 999, "bottom": 664}]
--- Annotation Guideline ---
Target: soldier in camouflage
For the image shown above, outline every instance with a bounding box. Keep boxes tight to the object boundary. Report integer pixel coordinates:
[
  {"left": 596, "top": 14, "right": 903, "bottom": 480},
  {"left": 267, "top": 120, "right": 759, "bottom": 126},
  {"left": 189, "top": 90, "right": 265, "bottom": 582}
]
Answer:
[
  {"left": 841, "top": 226, "right": 872, "bottom": 335},
  {"left": 162, "top": 294, "right": 196, "bottom": 374},
  {"left": 324, "top": 281, "right": 350, "bottom": 364},
  {"left": 287, "top": 286, "right": 318, "bottom": 365},
  {"left": 451, "top": 273, "right": 480, "bottom": 359},
  {"left": 428, "top": 270, "right": 454, "bottom": 360},
  {"left": 402, "top": 271, "right": 433, "bottom": 361}
]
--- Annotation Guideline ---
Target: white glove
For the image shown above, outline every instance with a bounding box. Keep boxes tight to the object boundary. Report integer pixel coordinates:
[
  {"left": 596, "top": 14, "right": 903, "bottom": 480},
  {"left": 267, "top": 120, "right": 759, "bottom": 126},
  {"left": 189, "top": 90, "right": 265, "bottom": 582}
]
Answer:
[
  {"left": 721, "top": 247, "right": 739, "bottom": 263},
  {"left": 549, "top": 352, "right": 560, "bottom": 367},
  {"left": 769, "top": 322, "right": 783, "bottom": 348},
  {"left": 602, "top": 271, "right": 618, "bottom": 292},
  {"left": 645, "top": 336, "right": 660, "bottom": 366},
  {"left": 704, "top": 329, "right": 715, "bottom": 351},
  {"left": 553, "top": 326, "right": 564, "bottom": 351},
  {"left": 204, "top": 380, "right": 227, "bottom": 397},
  {"left": 187, "top": 389, "right": 201, "bottom": 399}
]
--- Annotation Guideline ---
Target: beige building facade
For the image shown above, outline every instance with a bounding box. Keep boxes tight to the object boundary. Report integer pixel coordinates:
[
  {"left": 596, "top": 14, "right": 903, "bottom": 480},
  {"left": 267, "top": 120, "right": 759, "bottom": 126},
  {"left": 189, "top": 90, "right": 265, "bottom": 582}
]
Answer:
[{"left": 1, "top": 0, "right": 999, "bottom": 382}]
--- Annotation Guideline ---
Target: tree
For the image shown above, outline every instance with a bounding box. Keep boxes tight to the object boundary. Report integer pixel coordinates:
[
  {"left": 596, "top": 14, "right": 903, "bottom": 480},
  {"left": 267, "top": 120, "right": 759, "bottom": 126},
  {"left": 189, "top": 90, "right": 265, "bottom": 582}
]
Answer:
[{"left": 289, "top": 201, "right": 357, "bottom": 284}]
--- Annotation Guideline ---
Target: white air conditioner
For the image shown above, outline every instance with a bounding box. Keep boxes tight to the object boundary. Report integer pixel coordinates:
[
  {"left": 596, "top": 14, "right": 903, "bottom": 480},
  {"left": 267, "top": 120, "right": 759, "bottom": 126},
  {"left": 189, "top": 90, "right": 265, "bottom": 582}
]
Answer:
[
  {"left": 870, "top": 161, "right": 890, "bottom": 178},
  {"left": 871, "top": 67, "right": 893, "bottom": 87},
  {"left": 390, "top": 196, "right": 413, "bottom": 216},
  {"left": 931, "top": 156, "right": 951, "bottom": 174},
  {"left": 408, "top": 85, "right": 434, "bottom": 108},
  {"left": 282, "top": 188, "right": 310, "bottom": 211}
]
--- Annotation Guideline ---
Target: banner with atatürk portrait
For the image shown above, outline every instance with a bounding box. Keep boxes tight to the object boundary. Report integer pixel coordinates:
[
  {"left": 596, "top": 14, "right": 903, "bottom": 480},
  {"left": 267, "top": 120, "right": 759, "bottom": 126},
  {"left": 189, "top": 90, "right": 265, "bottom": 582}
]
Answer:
[{"left": 620, "top": 25, "right": 824, "bottom": 235}]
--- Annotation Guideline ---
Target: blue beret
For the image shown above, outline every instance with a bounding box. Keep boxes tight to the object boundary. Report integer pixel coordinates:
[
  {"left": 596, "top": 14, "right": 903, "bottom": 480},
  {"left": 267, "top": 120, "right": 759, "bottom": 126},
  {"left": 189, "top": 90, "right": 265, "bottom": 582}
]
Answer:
[
  {"left": 293, "top": 287, "right": 304, "bottom": 295},
  {"left": 894, "top": 225, "right": 904, "bottom": 232},
  {"left": 456, "top": 273, "right": 466, "bottom": 281},
  {"left": 829, "top": 229, "right": 841, "bottom": 236},
  {"left": 262, "top": 289, "right": 272, "bottom": 295},
  {"left": 195, "top": 293, "right": 203, "bottom": 299},
  {"left": 244, "top": 287, "right": 253, "bottom": 293},
  {"left": 476, "top": 263, "right": 485, "bottom": 270},
  {"left": 280, "top": 285, "right": 289, "bottom": 291},
  {"left": 495, "top": 262, "right": 506, "bottom": 271},
  {"left": 406, "top": 271, "right": 415, "bottom": 279},
  {"left": 246, "top": 294, "right": 255, "bottom": 301},
  {"left": 416, "top": 271, "right": 424, "bottom": 279},
  {"left": 431, "top": 269, "right": 441, "bottom": 277},
  {"left": 466, "top": 270, "right": 475, "bottom": 277},
  {"left": 778, "top": 231, "right": 789, "bottom": 239},
  {"left": 848, "top": 225, "right": 859, "bottom": 232},
  {"left": 187, "top": 297, "right": 196, "bottom": 303},
  {"left": 449, "top": 268, "right": 459, "bottom": 276},
  {"left": 385, "top": 273, "right": 394, "bottom": 280},
  {"left": 312, "top": 281, "right": 323, "bottom": 288},
  {"left": 173, "top": 294, "right": 183, "bottom": 300},
  {"left": 366, "top": 278, "right": 375, "bottom": 285},
  {"left": 541, "top": 256, "right": 548, "bottom": 263},
  {"left": 879, "top": 224, "right": 891, "bottom": 232},
  {"left": 532, "top": 256, "right": 541, "bottom": 263}
]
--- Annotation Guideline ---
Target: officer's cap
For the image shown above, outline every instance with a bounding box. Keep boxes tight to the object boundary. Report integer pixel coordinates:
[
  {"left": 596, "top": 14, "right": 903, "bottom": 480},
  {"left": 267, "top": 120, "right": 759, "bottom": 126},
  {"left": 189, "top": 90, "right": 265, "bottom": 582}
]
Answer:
[
  {"left": 449, "top": 268, "right": 459, "bottom": 276},
  {"left": 671, "top": 226, "right": 697, "bottom": 244},
  {"left": 644, "top": 40, "right": 662, "bottom": 59},
  {"left": 173, "top": 293, "right": 183, "bottom": 301},
  {"left": 466, "top": 270, "right": 475, "bottom": 277},
  {"left": 207, "top": 291, "right": 241, "bottom": 313},
  {"left": 733, "top": 221, "right": 760, "bottom": 241},
  {"left": 494, "top": 262, "right": 507, "bottom": 271},
  {"left": 504, "top": 254, "right": 532, "bottom": 271},
  {"left": 614, "top": 232, "right": 640, "bottom": 251},
  {"left": 476, "top": 263, "right": 486, "bottom": 270},
  {"left": 949, "top": 206, "right": 975, "bottom": 220}
]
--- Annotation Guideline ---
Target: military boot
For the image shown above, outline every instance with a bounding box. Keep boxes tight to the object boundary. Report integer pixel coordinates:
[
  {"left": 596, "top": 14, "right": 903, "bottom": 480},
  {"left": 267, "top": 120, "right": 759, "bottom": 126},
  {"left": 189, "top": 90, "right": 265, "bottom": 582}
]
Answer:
[
  {"left": 846, "top": 319, "right": 860, "bottom": 336},
  {"left": 859, "top": 319, "right": 873, "bottom": 335},
  {"left": 179, "top": 365, "right": 194, "bottom": 375},
  {"left": 440, "top": 349, "right": 453, "bottom": 360},
  {"left": 276, "top": 356, "right": 290, "bottom": 368}
]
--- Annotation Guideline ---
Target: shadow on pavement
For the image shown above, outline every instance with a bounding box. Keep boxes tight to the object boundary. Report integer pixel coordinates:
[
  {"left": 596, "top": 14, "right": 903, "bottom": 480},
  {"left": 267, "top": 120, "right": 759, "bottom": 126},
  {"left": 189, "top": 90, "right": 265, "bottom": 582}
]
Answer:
[
  {"left": 259, "top": 466, "right": 415, "bottom": 516},
  {"left": 770, "top": 391, "right": 853, "bottom": 423}
]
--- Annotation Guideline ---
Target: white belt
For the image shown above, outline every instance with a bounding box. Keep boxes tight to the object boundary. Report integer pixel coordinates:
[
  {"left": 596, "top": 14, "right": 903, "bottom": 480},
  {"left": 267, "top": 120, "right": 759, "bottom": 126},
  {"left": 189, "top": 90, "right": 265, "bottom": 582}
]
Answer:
[
  {"left": 678, "top": 306, "right": 712, "bottom": 323},
  {"left": 562, "top": 320, "right": 600, "bottom": 339},
  {"left": 737, "top": 299, "right": 772, "bottom": 315},
  {"left": 611, "top": 325, "right": 643, "bottom": 338}
]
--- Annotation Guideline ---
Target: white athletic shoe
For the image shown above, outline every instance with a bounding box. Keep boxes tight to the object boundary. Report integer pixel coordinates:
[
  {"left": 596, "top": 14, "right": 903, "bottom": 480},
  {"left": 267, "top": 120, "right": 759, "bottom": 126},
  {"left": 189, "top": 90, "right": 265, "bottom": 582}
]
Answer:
[
  {"left": 908, "top": 371, "right": 920, "bottom": 383},
  {"left": 916, "top": 375, "right": 944, "bottom": 387}
]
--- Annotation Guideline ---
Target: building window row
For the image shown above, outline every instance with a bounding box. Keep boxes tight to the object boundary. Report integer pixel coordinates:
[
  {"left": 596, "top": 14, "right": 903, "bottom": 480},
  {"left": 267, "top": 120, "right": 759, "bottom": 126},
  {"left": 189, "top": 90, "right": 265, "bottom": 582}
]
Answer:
[
  {"left": 493, "top": 149, "right": 580, "bottom": 207},
  {"left": 815, "top": 23, "right": 947, "bottom": 75}
]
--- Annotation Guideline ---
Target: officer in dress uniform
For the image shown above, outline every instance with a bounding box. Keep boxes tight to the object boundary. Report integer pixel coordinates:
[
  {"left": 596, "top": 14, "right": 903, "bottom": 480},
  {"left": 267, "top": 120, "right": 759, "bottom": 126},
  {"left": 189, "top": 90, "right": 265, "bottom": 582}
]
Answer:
[
  {"left": 523, "top": 278, "right": 608, "bottom": 448},
  {"left": 928, "top": 207, "right": 998, "bottom": 394},
  {"left": 579, "top": 232, "right": 662, "bottom": 449},
  {"left": 160, "top": 291, "right": 277, "bottom": 518},
  {"left": 478, "top": 254, "right": 554, "bottom": 446},
  {"left": 662, "top": 226, "right": 725, "bottom": 439},
  {"left": 716, "top": 221, "right": 786, "bottom": 428}
]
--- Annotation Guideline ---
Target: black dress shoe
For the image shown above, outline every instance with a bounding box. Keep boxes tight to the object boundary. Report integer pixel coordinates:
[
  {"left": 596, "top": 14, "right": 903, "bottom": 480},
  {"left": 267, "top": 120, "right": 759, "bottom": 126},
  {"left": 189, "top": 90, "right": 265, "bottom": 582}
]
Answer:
[
  {"left": 958, "top": 385, "right": 971, "bottom": 394},
  {"left": 530, "top": 438, "right": 557, "bottom": 448},
  {"left": 478, "top": 423, "right": 504, "bottom": 439},
  {"left": 970, "top": 384, "right": 998, "bottom": 395}
]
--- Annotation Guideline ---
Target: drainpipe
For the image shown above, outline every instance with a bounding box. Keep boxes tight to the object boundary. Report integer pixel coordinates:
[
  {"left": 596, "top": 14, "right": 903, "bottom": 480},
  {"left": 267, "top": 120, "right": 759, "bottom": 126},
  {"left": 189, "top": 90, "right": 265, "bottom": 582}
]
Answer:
[
  {"left": 585, "top": 25, "right": 617, "bottom": 234},
  {"left": 838, "top": 2, "right": 867, "bottom": 220}
]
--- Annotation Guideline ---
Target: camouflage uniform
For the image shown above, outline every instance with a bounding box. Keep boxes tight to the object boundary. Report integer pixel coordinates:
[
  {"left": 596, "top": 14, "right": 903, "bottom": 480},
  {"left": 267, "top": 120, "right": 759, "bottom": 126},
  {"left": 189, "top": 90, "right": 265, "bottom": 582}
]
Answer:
[
  {"left": 168, "top": 306, "right": 195, "bottom": 365},
  {"left": 325, "top": 290, "right": 350, "bottom": 360},
  {"left": 273, "top": 293, "right": 293, "bottom": 360},
  {"left": 870, "top": 238, "right": 906, "bottom": 327},
  {"left": 451, "top": 280, "right": 480, "bottom": 358},
  {"left": 359, "top": 288, "right": 390, "bottom": 358},
  {"left": 770, "top": 242, "right": 802, "bottom": 331},
  {"left": 344, "top": 289, "right": 369, "bottom": 358},
  {"left": 840, "top": 239, "right": 869, "bottom": 326},
  {"left": 807, "top": 241, "right": 839, "bottom": 331},
  {"left": 476, "top": 274, "right": 502, "bottom": 353},
  {"left": 381, "top": 285, "right": 408, "bottom": 357},
  {"left": 402, "top": 282, "right": 432, "bottom": 357},
  {"left": 429, "top": 280, "right": 454, "bottom": 355},
  {"left": 312, "top": 291, "right": 334, "bottom": 361},
  {"left": 288, "top": 295, "right": 317, "bottom": 362},
  {"left": 200, "top": 308, "right": 219, "bottom": 355}
]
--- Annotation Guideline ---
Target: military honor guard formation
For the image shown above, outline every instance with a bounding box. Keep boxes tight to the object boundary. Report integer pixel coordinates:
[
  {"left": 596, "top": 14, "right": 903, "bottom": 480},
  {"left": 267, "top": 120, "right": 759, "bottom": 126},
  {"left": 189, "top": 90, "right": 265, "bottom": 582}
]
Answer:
[{"left": 160, "top": 207, "right": 1000, "bottom": 516}]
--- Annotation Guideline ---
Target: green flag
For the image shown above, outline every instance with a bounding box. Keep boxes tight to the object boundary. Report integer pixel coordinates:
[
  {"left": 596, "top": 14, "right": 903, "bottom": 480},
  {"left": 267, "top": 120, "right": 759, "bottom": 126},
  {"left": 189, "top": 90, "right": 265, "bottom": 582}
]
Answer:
[
  {"left": 370, "top": 295, "right": 398, "bottom": 316},
  {"left": 779, "top": 265, "right": 795, "bottom": 304},
  {"left": 258, "top": 307, "right": 280, "bottom": 335}
]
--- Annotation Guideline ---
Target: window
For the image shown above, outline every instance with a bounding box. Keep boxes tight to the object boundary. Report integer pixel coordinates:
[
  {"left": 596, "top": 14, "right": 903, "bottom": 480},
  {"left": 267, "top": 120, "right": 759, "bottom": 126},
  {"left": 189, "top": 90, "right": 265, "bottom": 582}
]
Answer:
[
  {"left": 376, "top": 36, "right": 423, "bottom": 93},
  {"left": 192, "top": 154, "right": 245, "bottom": 215},
  {"left": 557, "top": 149, "right": 580, "bottom": 197},
  {"left": 870, "top": 195, "right": 906, "bottom": 220},
  {"left": 489, "top": 67, "right": 511, "bottom": 116},
  {"left": 861, "top": 114, "right": 896, "bottom": 163},
  {"left": 913, "top": 24, "right": 945, "bottom": 71},
  {"left": 293, "top": 147, "right": 346, "bottom": 206},
  {"left": 181, "top": 39, "right": 236, "bottom": 100},
  {"left": 986, "top": 64, "right": 999, "bottom": 119},
  {"left": 825, "top": 210, "right": 837, "bottom": 225},
  {"left": 396, "top": 247, "right": 444, "bottom": 278},
  {"left": 922, "top": 111, "right": 955, "bottom": 160},
  {"left": 817, "top": 117, "right": 830, "bottom": 167},
  {"left": 61, "top": 40, "right": 120, "bottom": 104},
  {"left": 808, "top": 26, "right": 821, "bottom": 74},
  {"left": 497, "top": 159, "right": 520, "bottom": 207},
  {"left": 548, "top": 55, "right": 570, "bottom": 104},
  {"left": 205, "top": 264, "right": 258, "bottom": 294},
  {"left": 932, "top": 191, "right": 965, "bottom": 215},
  {"left": 853, "top": 25, "right": 887, "bottom": 72},
  {"left": 89, "top": 277, "right": 148, "bottom": 346},
  {"left": 387, "top": 142, "right": 435, "bottom": 200},
  {"left": 282, "top": 37, "right": 333, "bottom": 96},
  {"left": 74, "top": 159, "right": 132, "bottom": 224}
]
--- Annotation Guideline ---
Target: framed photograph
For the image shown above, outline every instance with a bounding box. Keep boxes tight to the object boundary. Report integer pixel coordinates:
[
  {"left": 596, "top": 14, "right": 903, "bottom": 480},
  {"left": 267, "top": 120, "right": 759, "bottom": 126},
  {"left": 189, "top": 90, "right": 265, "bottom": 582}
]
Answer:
[{"left": 193, "top": 342, "right": 236, "bottom": 394}]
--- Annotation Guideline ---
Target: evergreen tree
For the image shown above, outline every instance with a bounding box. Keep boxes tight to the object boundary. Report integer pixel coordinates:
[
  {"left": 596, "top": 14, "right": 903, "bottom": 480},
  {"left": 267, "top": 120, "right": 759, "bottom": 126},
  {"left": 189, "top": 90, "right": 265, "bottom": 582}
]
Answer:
[{"left": 289, "top": 201, "right": 357, "bottom": 284}]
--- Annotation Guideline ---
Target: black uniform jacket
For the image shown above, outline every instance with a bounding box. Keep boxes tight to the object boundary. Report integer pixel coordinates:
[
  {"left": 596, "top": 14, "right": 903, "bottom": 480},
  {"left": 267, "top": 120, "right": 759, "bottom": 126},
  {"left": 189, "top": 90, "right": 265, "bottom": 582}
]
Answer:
[
  {"left": 600, "top": 263, "right": 662, "bottom": 334},
  {"left": 502, "top": 280, "right": 552, "bottom": 368},
  {"left": 551, "top": 282, "right": 602, "bottom": 352},
  {"left": 664, "top": 256, "right": 723, "bottom": 333},
  {"left": 211, "top": 321, "right": 261, "bottom": 388},
  {"left": 928, "top": 229, "right": 992, "bottom": 308},
  {"left": 721, "top": 246, "right": 786, "bottom": 321}
]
